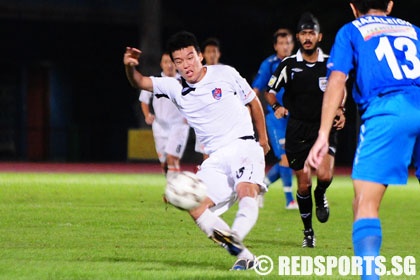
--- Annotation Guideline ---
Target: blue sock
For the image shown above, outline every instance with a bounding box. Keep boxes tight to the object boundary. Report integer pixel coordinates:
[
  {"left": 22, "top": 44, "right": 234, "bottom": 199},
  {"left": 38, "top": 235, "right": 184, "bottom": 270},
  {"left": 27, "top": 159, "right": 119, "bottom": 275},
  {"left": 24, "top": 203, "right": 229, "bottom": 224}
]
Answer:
[
  {"left": 279, "top": 166, "right": 294, "bottom": 204},
  {"left": 265, "top": 164, "right": 281, "bottom": 186},
  {"left": 352, "top": 218, "right": 382, "bottom": 280}
]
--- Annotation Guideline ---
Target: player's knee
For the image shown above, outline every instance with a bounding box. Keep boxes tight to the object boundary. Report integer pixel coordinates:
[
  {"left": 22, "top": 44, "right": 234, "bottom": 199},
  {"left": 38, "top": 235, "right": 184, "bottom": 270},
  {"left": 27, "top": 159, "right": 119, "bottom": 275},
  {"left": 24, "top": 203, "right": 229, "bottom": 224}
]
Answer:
[
  {"left": 166, "top": 154, "right": 180, "bottom": 165},
  {"left": 236, "top": 182, "right": 259, "bottom": 199}
]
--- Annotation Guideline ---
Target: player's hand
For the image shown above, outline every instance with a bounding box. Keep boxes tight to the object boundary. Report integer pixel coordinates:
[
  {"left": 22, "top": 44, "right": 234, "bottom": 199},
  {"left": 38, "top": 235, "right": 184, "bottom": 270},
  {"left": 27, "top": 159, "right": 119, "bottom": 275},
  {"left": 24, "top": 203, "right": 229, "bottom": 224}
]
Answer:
[
  {"left": 124, "top": 47, "right": 142, "bottom": 67},
  {"left": 304, "top": 132, "right": 329, "bottom": 172},
  {"left": 259, "top": 140, "right": 270, "bottom": 155},
  {"left": 333, "top": 109, "right": 346, "bottom": 130},
  {"left": 274, "top": 106, "right": 288, "bottom": 119},
  {"left": 145, "top": 113, "right": 155, "bottom": 125}
]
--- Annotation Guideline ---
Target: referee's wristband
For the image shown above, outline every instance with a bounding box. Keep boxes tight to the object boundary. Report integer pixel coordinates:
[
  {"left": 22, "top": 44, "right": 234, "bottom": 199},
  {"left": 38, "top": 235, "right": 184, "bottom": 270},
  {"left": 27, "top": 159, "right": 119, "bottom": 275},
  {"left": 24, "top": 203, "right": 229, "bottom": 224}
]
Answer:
[{"left": 272, "top": 102, "right": 281, "bottom": 111}]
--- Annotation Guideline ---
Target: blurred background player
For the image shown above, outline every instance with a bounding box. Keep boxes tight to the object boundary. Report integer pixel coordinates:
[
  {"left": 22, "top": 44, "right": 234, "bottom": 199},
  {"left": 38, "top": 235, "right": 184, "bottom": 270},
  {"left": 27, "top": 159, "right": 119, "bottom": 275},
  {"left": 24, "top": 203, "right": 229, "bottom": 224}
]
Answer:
[
  {"left": 194, "top": 37, "right": 223, "bottom": 163},
  {"left": 202, "top": 37, "right": 222, "bottom": 66},
  {"left": 252, "top": 28, "right": 298, "bottom": 209},
  {"left": 139, "top": 52, "right": 190, "bottom": 178},
  {"left": 266, "top": 13, "right": 346, "bottom": 247}
]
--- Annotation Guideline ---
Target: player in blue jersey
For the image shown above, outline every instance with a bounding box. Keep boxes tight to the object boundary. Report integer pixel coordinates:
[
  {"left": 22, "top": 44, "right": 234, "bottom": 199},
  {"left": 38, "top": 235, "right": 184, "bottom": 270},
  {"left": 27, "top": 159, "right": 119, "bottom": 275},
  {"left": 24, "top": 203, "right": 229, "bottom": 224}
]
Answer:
[
  {"left": 306, "top": 0, "right": 420, "bottom": 278},
  {"left": 252, "top": 28, "right": 298, "bottom": 210}
]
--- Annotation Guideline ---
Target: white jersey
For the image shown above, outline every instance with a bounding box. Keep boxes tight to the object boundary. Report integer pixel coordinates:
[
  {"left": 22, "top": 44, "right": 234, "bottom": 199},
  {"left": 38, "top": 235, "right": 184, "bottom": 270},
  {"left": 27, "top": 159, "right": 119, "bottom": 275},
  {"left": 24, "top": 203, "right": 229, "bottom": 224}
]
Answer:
[
  {"left": 139, "top": 72, "right": 185, "bottom": 126},
  {"left": 151, "top": 65, "right": 256, "bottom": 154}
]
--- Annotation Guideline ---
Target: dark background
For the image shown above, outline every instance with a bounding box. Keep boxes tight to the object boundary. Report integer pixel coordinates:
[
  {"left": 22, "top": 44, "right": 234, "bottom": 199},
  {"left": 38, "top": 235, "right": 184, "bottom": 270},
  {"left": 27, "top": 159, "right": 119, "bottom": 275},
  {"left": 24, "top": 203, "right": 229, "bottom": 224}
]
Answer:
[{"left": 0, "top": 0, "right": 418, "bottom": 165}]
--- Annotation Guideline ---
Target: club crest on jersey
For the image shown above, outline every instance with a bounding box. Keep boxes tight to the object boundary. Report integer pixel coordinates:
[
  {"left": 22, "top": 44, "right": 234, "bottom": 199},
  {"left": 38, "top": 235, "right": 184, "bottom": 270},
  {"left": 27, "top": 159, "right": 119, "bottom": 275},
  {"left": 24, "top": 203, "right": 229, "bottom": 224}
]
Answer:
[
  {"left": 318, "top": 77, "right": 327, "bottom": 92},
  {"left": 212, "top": 88, "right": 222, "bottom": 100}
]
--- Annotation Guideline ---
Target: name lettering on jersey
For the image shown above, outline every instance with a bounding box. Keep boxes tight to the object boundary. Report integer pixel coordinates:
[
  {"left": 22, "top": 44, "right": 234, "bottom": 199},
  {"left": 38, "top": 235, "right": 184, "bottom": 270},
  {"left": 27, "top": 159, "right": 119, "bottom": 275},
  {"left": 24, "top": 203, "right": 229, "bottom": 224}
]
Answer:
[
  {"left": 352, "top": 16, "right": 417, "bottom": 41},
  {"left": 318, "top": 77, "right": 327, "bottom": 92},
  {"left": 212, "top": 88, "right": 222, "bottom": 100}
]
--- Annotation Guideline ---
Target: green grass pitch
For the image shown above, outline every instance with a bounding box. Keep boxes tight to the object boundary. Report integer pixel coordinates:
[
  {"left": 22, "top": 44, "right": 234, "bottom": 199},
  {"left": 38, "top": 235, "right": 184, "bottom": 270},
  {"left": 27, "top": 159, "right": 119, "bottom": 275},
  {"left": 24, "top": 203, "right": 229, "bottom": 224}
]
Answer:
[{"left": 0, "top": 172, "right": 418, "bottom": 279}]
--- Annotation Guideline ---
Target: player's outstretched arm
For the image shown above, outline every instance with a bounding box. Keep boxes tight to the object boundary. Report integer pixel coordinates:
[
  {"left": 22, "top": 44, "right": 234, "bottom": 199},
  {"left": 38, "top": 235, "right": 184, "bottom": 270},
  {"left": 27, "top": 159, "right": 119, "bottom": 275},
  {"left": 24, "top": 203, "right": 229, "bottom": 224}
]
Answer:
[{"left": 123, "top": 47, "right": 153, "bottom": 92}]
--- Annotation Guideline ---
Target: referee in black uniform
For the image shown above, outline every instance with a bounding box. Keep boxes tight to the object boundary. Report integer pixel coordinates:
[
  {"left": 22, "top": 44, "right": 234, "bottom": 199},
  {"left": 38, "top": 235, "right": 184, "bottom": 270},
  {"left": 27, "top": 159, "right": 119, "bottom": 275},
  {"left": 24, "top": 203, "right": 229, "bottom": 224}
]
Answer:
[{"left": 265, "top": 12, "right": 346, "bottom": 248}]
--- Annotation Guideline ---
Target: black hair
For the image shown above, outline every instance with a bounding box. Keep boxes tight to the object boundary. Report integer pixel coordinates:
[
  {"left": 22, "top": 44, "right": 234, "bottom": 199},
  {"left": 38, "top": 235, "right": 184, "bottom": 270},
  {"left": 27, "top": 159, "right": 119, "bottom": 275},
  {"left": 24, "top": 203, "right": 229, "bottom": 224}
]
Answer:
[
  {"left": 166, "top": 31, "right": 201, "bottom": 61},
  {"left": 272, "top": 28, "right": 293, "bottom": 44},
  {"left": 350, "top": 0, "right": 390, "bottom": 14},
  {"left": 296, "top": 12, "right": 321, "bottom": 33},
  {"left": 202, "top": 37, "right": 221, "bottom": 51}
]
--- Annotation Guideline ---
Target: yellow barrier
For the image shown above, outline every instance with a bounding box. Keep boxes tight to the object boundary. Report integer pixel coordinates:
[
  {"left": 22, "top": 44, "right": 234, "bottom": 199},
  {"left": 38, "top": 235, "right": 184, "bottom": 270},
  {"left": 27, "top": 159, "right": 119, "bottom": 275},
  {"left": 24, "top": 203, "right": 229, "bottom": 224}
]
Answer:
[{"left": 127, "top": 129, "right": 158, "bottom": 160}]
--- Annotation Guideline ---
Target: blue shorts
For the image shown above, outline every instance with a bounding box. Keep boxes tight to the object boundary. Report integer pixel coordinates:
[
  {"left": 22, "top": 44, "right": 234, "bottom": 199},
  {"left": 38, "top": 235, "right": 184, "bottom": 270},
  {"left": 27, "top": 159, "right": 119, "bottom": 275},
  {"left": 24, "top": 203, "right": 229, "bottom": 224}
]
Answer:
[
  {"left": 265, "top": 112, "right": 288, "bottom": 159},
  {"left": 414, "top": 139, "right": 420, "bottom": 179},
  {"left": 352, "top": 91, "right": 420, "bottom": 185}
]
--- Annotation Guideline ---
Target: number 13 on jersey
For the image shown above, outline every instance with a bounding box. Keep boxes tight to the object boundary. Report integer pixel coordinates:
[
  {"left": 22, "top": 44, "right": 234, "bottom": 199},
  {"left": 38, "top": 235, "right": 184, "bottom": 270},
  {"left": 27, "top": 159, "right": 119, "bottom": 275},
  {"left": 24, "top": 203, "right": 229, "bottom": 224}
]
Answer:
[{"left": 375, "top": 36, "right": 420, "bottom": 80}]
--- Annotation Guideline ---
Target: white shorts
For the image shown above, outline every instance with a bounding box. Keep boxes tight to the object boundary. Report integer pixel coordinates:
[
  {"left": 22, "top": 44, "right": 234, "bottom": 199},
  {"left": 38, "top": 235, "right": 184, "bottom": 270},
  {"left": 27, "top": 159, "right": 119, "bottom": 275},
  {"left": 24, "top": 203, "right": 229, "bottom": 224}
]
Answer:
[
  {"left": 196, "top": 138, "right": 266, "bottom": 216},
  {"left": 152, "top": 120, "right": 190, "bottom": 163}
]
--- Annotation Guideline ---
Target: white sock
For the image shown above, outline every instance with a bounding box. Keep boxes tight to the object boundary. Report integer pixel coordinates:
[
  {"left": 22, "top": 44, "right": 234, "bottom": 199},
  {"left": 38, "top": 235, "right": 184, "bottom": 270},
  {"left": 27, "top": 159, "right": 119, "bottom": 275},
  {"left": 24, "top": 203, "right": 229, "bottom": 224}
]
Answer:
[
  {"left": 195, "top": 208, "right": 230, "bottom": 237},
  {"left": 231, "top": 196, "right": 258, "bottom": 241},
  {"left": 238, "top": 248, "right": 254, "bottom": 260},
  {"left": 283, "top": 186, "right": 293, "bottom": 193}
]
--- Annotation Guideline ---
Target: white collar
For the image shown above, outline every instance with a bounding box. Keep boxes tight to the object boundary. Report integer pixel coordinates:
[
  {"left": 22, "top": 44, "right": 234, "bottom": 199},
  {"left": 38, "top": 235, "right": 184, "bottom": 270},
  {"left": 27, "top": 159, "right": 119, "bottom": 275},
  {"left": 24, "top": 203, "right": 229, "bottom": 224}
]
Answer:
[{"left": 296, "top": 48, "right": 325, "bottom": 62}]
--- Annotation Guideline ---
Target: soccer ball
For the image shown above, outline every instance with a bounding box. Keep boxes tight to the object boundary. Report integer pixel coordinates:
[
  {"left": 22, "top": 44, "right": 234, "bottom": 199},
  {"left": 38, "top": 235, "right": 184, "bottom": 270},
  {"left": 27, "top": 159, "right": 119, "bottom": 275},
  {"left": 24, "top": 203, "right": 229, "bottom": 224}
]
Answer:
[{"left": 164, "top": 171, "right": 207, "bottom": 210}]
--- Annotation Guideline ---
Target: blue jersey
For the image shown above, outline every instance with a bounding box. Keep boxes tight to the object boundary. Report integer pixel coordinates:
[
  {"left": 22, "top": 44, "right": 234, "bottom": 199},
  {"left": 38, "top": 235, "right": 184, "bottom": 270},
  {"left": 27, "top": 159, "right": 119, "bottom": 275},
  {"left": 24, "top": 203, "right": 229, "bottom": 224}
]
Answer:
[
  {"left": 328, "top": 15, "right": 420, "bottom": 112},
  {"left": 252, "top": 54, "right": 285, "bottom": 112}
]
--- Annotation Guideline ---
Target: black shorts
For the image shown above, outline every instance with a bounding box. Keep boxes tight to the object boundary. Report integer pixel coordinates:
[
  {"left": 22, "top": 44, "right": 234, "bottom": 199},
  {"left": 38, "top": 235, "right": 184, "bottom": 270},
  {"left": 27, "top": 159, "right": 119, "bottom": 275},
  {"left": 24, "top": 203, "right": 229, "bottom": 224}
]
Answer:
[{"left": 285, "top": 117, "right": 338, "bottom": 171}]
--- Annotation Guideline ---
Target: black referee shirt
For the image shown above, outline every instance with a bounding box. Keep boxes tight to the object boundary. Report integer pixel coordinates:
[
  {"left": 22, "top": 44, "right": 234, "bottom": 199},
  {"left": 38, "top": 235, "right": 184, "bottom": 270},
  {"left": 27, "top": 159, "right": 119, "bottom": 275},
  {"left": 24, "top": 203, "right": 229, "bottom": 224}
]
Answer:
[{"left": 267, "top": 48, "right": 329, "bottom": 122}]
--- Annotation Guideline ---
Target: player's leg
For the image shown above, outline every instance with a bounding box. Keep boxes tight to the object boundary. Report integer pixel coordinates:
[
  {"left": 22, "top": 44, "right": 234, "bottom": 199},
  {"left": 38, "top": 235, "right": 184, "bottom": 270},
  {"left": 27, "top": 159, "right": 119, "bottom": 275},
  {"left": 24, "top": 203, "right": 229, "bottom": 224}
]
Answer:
[
  {"left": 351, "top": 93, "right": 420, "bottom": 278},
  {"left": 352, "top": 180, "right": 386, "bottom": 279},
  {"left": 165, "top": 154, "right": 180, "bottom": 175},
  {"left": 215, "top": 139, "right": 265, "bottom": 270},
  {"left": 211, "top": 181, "right": 261, "bottom": 270},
  {"left": 295, "top": 168, "right": 316, "bottom": 248},
  {"left": 279, "top": 154, "right": 297, "bottom": 209},
  {"left": 314, "top": 153, "right": 334, "bottom": 223},
  {"left": 277, "top": 118, "right": 296, "bottom": 208},
  {"left": 264, "top": 113, "right": 282, "bottom": 186},
  {"left": 286, "top": 118, "right": 315, "bottom": 246},
  {"left": 413, "top": 139, "right": 420, "bottom": 183},
  {"left": 265, "top": 114, "right": 296, "bottom": 208},
  {"left": 264, "top": 162, "right": 281, "bottom": 186},
  {"left": 190, "top": 144, "right": 260, "bottom": 270},
  {"left": 151, "top": 121, "right": 169, "bottom": 175},
  {"left": 189, "top": 166, "right": 237, "bottom": 254},
  {"left": 165, "top": 123, "right": 190, "bottom": 177},
  {"left": 314, "top": 129, "right": 338, "bottom": 222}
]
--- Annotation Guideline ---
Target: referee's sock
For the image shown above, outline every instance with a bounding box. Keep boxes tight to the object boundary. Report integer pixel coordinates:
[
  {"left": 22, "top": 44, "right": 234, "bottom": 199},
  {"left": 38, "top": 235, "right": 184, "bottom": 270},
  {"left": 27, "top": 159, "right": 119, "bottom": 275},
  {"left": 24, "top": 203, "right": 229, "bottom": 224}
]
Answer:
[
  {"left": 296, "top": 187, "right": 313, "bottom": 230},
  {"left": 314, "top": 178, "right": 332, "bottom": 196},
  {"left": 352, "top": 218, "right": 382, "bottom": 280}
]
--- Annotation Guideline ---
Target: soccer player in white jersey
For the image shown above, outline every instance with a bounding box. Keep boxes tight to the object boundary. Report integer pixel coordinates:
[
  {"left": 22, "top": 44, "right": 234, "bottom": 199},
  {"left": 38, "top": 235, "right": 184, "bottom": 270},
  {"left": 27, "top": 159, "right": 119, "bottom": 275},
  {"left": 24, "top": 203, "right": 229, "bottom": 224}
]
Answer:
[
  {"left": 124, "top": 31, "right": 270, "bottom": 271},
  {"left": 194, "top": 37, "right": 223, "bottom": 163},
  {"left": 139, "top": 52, "right": 190, "bottom": 178}
]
